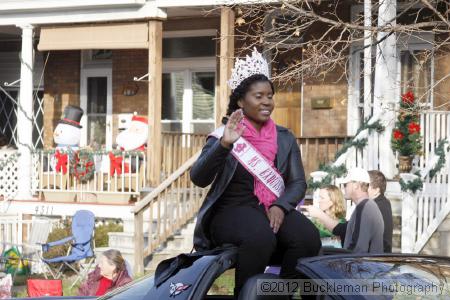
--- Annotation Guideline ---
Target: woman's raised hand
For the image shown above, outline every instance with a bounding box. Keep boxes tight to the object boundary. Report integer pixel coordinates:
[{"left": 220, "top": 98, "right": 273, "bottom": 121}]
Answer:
[{"left": 221, "top": 109, "right": 245, "bottom": 148}]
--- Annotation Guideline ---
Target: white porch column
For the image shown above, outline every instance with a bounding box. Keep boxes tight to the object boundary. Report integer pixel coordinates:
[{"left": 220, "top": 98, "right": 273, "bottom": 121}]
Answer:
[
  {"left": 363, "top": 0, "right": 372, "bottom": 119},
  {"left": 363, "top": 0, "right": 373, "bottom": 170},
  {"left": 373, "top": 0, "right": 397, "bottom": 178},
  {"left": 16, "top": 24, "right": 34, "bottom": 200},
  {"left": 400, "top": 173, "right": 418, "bottom": 253}
]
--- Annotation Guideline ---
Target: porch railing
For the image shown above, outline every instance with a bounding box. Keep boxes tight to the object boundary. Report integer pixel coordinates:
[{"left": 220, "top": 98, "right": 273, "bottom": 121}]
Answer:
[
  {"left": 33, "top": 150, "right": 146, "bottom": 203},
  {"left": 0, "top": 213, "right": 29, "bottom": 245},
  {"left": 401, "top": 111, "right": 450, "bottom": 253},
  {"left": 161, "top": 132, "right": 206, "bottom": 180},
  {"left": 296, "top": 136, "right": 350, "bottom": 177},
  {"left": 161, "top": 132, "right": 350, "bottom": 180},
  {"left": 132, "top": 151, "right": 207, "bottom": 273}
]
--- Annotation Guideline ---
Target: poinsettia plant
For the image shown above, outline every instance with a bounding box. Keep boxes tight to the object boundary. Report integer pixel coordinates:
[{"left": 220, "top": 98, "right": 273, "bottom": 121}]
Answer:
[{"left": 391, "top": 91, "right": 423, "bottom": 156}]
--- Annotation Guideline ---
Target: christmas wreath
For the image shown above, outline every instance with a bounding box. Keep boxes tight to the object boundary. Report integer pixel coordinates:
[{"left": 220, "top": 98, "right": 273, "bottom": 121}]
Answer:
[
  {"left": 70, "top": 150, "right": 95, "bottom": 183},
  {"left": 391, "top": 91, "right": 422, "bottom": 156}
]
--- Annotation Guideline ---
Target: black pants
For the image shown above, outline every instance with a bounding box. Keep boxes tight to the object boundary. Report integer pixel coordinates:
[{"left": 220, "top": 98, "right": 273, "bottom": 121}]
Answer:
[{"left": 209, "top": 204, "right": 321, "bottom": 295}]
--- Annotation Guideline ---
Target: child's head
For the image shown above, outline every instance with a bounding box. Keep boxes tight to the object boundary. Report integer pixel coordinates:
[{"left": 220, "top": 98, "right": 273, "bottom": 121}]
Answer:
[
  {"left": 318, "top": 185, "right": 346, "bottom": 219},
  {"left": 368, "top": 170, "right": 386, "bottom": 198}
]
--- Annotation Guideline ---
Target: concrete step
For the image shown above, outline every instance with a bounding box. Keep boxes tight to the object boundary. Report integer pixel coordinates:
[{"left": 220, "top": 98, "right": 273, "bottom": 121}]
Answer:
[
  {"left": 108, "top": 231, "right": 149, "bottom": 250},
  {"left": 165, "top": 235, "right": 194, "bottom": 251},
  {"left": 180, "top": 224, "right": 196, "bottom": 235}
]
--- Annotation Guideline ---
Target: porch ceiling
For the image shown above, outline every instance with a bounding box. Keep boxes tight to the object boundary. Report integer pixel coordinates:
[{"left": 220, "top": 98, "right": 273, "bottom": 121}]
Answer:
[{"left": 0, "top": 26, "right": 21, "bottom": 41}]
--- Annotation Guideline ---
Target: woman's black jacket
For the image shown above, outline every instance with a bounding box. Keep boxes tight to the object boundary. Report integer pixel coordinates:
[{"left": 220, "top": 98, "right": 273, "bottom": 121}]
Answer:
[{"left": 190, "top": 125, "right": 307, "bottom": 251}]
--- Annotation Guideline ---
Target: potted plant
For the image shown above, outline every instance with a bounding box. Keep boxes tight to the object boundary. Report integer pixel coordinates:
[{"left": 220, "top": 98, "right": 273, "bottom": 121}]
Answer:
[{"left": 391, "top": 91, "right": 423, "bottom": 173}]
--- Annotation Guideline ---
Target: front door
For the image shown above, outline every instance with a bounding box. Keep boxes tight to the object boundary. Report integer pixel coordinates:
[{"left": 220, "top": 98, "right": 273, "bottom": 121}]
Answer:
[{"left": 80, "top": 68, "right": 113, "bottom": 149}]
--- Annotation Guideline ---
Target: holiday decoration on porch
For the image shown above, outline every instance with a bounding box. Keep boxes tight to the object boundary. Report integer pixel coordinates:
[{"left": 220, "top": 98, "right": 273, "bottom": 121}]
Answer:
[
  {"left": 110, "top": 115, "right": 148, "bottom": 176},
  {"left": 52, "top": 105, "right": 84, "bottom": 173},
  {"left": 116, "top": 115, "right": 148, "bottom": 151},
  {"left": 399, "top": 139, "right": 450, "bottom": 193},
  {"left": 70, "top": 150, "right": 95, "bottom": 183},
  {"left": 108, "top": 152, "right": 129, "bottom": 176},
  {"left": 308, "top": 116, "right": 385, "bottom": 189},
  {"left": 54, "top": 105, "right": 83, "bottom": 150},
  {"left": 391, "top": 91, "right": 422, "bottom": 173}
]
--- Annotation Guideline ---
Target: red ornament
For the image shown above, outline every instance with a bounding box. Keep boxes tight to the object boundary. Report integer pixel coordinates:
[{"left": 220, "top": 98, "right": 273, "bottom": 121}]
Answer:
[
  {"left": 393, "top": 129, "right": 404, "bottom": 140},
  {"left": 401, "top": 91, "right": 415, "bottom": 104},
  {"left": 408, "top": 122, "right": 420, "bottom": 134}
]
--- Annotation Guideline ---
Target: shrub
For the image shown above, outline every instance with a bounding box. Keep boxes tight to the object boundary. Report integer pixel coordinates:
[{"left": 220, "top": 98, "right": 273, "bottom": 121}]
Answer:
[{"left": 94, "top": 222, "right": 123, "bottom": 248}]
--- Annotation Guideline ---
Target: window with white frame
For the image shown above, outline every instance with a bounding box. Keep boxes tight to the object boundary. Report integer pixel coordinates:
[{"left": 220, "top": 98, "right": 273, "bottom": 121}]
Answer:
[
  {"left": 400, "top": 49, "right": 433, "bottom": 105},
  {"left": 161, "top": 33, "right": 216, "bottom": 134}
]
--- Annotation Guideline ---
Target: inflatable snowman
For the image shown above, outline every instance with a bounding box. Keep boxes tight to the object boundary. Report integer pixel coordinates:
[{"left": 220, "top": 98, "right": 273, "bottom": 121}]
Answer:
[
  {"left": 109, "top": 115, "right": 148, "bottom": 175},
  {"left": 52, "top": 105, "right": 84, "bottom": 173},
  {"left": 54, "top": 105, "right": 83, "bottom": 149}
]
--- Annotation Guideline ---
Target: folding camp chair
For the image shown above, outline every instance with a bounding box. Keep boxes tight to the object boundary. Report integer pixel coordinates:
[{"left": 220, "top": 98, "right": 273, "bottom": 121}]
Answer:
[
  {"left": 0, "top": 216, "right": 53, "bottom": 277},
  {"left": 41, "top": 210, "right": 95, "bottom": 288}
]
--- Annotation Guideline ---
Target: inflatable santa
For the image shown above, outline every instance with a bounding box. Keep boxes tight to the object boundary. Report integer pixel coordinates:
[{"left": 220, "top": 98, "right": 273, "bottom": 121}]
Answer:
[
  {"left": 52, "top": 105, "right": 84, "bottom": 174},
  {"left": 116, "top": 115, "right": 148, "bottom": 151},
  {"left": 109, "top": 115, "right": 148, "bottom": 175}
]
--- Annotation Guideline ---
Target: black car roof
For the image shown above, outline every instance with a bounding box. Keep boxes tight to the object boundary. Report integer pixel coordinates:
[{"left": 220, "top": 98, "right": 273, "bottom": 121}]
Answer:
[{"left": 297, "top": 253, "right": 450, "bottom": 279}]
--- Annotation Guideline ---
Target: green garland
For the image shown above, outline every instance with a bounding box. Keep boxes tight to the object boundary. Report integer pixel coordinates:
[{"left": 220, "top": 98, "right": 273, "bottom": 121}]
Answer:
[
  {"left": 334, "top": 119, "right": 384, "bottom": 160},
  {"left": 0, "top": 152, "right": 21, "bottom": 171},
  {"left": 308, "top": 119, "right": 383, "bottom": 190},
  {"left": 428, "top": 139, "right": 449, "bottom": 179},
  {"left": 399, "top": 139, "right": 449, "bottom": 193},
  {"left": 308, "top": 175, "right": 332, "bottom": 190},
  {"left": 307, "top": 164, "right": 347, "bottom": 190},
  {"left": 34, "top": 148, "right": 145, "bottom": 157},
  {"left": 335, "top": 138, "right": 368, "bottom": 160},
  {"left": 399, "top": 171, "right": 423, "bottom": 193}
]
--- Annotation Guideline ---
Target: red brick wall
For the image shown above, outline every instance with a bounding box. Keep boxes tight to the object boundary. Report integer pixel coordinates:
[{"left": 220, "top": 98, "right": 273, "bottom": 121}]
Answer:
[
  {"left": 111, "top": 49, "right": 149, "bottom": 139},
  {"left": 42, "top": 50, "right": 81, "bottom": 148},
  {"left": 434, "top": 50, "right": 450, "bottom": 110}
]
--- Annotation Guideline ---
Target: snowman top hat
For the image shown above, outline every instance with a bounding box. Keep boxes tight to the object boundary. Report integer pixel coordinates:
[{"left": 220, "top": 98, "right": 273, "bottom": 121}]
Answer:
[{"left": 59, "top": 105, "right": 84, "bottom": 128}]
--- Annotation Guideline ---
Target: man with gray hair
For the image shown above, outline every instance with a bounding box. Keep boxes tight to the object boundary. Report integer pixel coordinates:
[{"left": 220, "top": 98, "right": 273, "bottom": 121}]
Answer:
[{"left": 342, "top": 167, "right": 384, "bottom": 253}]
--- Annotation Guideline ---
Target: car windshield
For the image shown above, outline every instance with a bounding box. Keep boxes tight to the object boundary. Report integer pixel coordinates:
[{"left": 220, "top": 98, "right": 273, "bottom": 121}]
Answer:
[{"left": 98, "top": 274, "right": 155, "bottom": 300}]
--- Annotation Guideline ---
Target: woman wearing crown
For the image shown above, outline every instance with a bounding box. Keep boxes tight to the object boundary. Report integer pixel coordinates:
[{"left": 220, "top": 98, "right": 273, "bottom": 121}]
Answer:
[{"left": 191, "top": 49, "right": 321, "bottom": 297}]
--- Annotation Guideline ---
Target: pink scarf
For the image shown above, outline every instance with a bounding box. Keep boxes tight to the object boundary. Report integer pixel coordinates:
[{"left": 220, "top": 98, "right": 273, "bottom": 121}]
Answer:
[{"left": 242, "top": 117, "right": 279, "bottom": 209}]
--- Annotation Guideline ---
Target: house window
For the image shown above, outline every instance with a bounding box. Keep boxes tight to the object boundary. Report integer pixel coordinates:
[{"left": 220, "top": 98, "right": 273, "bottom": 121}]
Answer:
[
  {"left": 191, "top": 72, "right": 215, "bottom": 133},
  {"left": 161, "top": 34, "right": 216, "bottom": 134},
  {"left": 162, "top": 72, "right": 184, "bottom": 132},
  {"left": 400, "top": 50, "right": 432, "bottom": 105},
  {"left": 81, "top": 50, "right": 112, "bottom": 67},
  {"left": 163, "top": 37, "right": 215, "bottom": 58},
  {"left": 162, "top": 70, "right": 215, "bottom": 134}
]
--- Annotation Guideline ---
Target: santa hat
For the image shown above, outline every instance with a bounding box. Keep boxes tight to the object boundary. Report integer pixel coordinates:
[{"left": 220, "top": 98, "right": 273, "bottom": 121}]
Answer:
[{"left": 131, "top": 115, "right": 148, "bottom": 124}]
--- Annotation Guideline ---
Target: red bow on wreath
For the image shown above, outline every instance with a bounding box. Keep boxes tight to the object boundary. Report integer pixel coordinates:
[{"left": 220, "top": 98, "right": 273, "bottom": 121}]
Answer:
[
  {"left": 109, "top": 152, "right": 129, "bottom": 176},
  {"left": 55, "top": 150, "right": 68, "bottom": 174}
]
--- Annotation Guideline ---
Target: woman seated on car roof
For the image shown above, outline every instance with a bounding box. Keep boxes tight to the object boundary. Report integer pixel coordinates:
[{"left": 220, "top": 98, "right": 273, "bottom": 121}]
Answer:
[{"left": 190, "top": 49, "right": 321, "bottom": 298}]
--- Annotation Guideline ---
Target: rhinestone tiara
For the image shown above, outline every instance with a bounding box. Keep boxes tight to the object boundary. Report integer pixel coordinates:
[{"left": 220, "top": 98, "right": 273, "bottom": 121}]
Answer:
[{"left": 227, "top": 48, "right": 270, "bottom": 90}]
